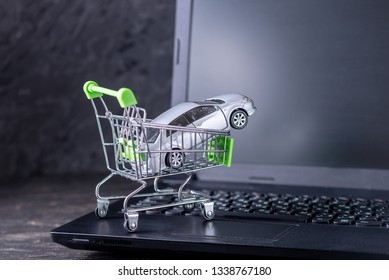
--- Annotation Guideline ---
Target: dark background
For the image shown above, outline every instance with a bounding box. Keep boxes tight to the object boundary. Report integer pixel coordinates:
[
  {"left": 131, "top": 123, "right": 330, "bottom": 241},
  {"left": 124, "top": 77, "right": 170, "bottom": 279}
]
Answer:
[{"left": 0, "top": 0, "right": 176, "bottom": 180}]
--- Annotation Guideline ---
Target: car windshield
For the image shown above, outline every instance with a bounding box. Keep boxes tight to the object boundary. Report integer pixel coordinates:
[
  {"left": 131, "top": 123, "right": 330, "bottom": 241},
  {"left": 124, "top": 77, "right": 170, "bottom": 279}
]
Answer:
[
  {"left": 194, "top": 100, "right": 220, "bottom": 105},
  {"left": 146, "top": 127, "right": 160, "bottom": 143}
]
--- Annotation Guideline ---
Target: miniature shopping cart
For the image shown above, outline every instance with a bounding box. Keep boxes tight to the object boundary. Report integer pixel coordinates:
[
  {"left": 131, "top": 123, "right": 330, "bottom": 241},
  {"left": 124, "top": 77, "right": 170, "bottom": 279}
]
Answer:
[{"left": 83, "top": 81, "right": 233, "bottom": 232}]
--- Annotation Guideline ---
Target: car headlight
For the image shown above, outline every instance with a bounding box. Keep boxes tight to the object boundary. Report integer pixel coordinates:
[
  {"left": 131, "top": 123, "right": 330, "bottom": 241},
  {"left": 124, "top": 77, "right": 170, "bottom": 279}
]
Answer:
[{"left": 243, "top": 96, "right": 248, "bottom": 101}]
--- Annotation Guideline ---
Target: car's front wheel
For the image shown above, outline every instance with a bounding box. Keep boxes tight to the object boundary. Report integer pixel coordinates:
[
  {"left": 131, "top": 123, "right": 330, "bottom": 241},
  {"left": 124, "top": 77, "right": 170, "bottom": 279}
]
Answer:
[
  {"left": 230, "top": 109, "right": 248, "bottom": 129},
  {"left": 166, "top": 150, "right": 184, "bottom": 169}
]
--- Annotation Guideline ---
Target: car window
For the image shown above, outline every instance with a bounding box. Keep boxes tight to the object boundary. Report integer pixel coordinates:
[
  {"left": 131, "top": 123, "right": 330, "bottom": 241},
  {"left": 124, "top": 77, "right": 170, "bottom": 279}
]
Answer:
[
  {"left": 185, "top": 106, "right": 217, "bottom": 123},
  {"left": 146, "top": 127, "right": 160, "bottom": 143},
  {"left": 167, "top": 114, "right": 190, "bottom": 137}
]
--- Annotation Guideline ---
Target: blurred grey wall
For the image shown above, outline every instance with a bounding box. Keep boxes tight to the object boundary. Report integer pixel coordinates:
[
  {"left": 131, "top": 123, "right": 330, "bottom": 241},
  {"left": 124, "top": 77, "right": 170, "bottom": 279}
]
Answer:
[{"left": 0, "top": 0, "right": 176, "bottom": 179}]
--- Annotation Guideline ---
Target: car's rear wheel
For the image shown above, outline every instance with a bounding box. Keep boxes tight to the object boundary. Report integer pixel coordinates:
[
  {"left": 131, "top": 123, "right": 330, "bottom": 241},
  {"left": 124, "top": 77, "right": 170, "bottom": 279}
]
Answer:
[
  {"left": 230, "top": 109, "right": 248, "bottom": 129},
  {"left": 166, "top": 150, "right": 184, "bottom": 169}
]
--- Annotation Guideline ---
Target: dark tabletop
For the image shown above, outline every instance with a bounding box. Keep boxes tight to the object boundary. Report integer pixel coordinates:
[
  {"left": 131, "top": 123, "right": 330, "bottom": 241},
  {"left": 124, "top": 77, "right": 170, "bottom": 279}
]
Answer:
[{"left": 0, "top": 174, "right": 143, "bottom": 259}]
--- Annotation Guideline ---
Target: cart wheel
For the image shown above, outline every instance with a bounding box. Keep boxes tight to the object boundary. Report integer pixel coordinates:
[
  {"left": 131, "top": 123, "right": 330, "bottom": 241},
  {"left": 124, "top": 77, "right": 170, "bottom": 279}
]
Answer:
[
  {"left": 166, "top": 150, "right": 184, "bottom": 169},
  {"left": 95, "top": 207, "right": 108, "bottom": 218},
  {"left": 95, "top": 199, "right": 109, "bottom": 218},
  {"left": 123, "top": 212, "right": 139, "bottom": 232},
  {"left": 201, "top": 201, "right": 215, "bottom": 220},
  {"left": 230, "top": 109, "right": 248, "bottom": 129},
  {"left": 183, "top": 203, "right": 195, "bottom": 213}
]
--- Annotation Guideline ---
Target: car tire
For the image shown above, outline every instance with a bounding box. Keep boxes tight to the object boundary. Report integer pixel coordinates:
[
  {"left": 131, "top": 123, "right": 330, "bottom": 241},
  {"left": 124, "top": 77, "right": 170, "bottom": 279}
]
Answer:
[
  {"left": 230, "top": 109, "right": 248, "bottom": 129},
  {"left": 166, "top": 150, "right": 184, "bottom": 169}
]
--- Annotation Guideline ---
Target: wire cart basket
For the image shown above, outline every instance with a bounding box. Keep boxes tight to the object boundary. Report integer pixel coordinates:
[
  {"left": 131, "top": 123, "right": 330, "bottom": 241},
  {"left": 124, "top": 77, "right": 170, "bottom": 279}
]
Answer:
[{"left": 83, "top": 81, "right": 234, "bottom": 232}]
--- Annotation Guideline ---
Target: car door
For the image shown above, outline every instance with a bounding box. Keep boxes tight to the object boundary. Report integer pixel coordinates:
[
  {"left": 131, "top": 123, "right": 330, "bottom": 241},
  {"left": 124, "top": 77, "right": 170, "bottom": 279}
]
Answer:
[
  {"left": 185, "top": 105, "right": 228, "bottom": 146},
  {"left": 166, "top": 114, "right": 196, "bottom": 150}
]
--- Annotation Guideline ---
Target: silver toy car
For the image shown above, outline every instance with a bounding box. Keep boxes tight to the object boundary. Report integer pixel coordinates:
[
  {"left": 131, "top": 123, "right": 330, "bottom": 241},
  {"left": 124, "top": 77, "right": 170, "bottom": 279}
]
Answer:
[{"left": 141, "top": 93, "right": 256, "bottom": 174}]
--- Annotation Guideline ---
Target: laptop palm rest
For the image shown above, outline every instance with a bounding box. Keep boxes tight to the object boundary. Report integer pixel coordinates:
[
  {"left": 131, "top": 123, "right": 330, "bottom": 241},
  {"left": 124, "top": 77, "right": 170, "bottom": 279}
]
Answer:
[
  {"left": 52, "top": 211, "right": 298, "bottom": 249},
  {"left": 168, "top": 219, "right": 297, "bottom": 245}
]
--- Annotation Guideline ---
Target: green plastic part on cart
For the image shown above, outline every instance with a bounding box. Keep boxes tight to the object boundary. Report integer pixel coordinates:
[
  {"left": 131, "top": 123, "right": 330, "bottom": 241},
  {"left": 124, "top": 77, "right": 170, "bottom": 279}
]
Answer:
[
  {"left": 208, "top": 135, "right": 234, "bottom": 167},
  {"left": 83, "top": 81, "right": 138, "bottom": 108},
  {"left": 117, "top": 88, "right": 137, "bottom": 108},
  {"left": 119, "top": 138, "right": 145, "bottom": 161},
  {"left": 83, "top": 81, "right": 102, "bottom": 99}
]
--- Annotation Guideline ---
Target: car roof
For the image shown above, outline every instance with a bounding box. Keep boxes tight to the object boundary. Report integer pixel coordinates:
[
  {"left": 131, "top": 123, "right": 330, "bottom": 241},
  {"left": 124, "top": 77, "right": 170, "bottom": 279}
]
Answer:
[
  {"left": 151, "top": 94, "right": 246, "bottom": 125},
  {"left": 206, "top": 93, "right": 244, "bottom": 103}
]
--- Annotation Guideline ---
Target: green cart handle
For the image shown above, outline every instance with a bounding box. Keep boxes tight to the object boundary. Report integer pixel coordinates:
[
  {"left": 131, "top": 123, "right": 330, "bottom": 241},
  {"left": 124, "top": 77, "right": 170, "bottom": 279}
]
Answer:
[{"left": 83, "top": 81, "right": 137, "bottom": 108}]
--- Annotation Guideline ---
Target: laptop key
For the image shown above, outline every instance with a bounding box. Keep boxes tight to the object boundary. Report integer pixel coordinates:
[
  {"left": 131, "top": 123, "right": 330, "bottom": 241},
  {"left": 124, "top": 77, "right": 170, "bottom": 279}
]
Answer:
[
  {"left": 359, "top": 217, "right": 378, "bottom": 222},
  {"left": 145, "top": 209, "right": 164, "bottom": 215},
  {"left": 294, "top": 211, "right": 313, "bottom": 218},
  {"left": 253, "top": 209, "right": 272, "bottom": 215},
  {"left": 216, "top": 206, "right": 232, "bottom": 211},
  {"left": 164, "top": 207, "right": 185, "bottom": 216},
  {"left": 312, "top": 217, "right": 333, "bottom": 224},
  {"left": 334, "top": 218, "right": 355, "bottom": 225},
  {"left": 233, "top": 207, "right": 252, "bottom": 214},
  {"left": 356, "top": 220, "right": 383, "bottom": 227},
  {"left": 380, "top": 217, "right": 389, "bottom": 223}
]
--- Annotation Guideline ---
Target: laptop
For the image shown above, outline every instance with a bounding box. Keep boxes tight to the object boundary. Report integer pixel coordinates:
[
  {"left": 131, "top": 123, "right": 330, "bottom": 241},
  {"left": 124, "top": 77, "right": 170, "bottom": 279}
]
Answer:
[{"left": 51, "top": 0, "right": 389, "bottom": 259}]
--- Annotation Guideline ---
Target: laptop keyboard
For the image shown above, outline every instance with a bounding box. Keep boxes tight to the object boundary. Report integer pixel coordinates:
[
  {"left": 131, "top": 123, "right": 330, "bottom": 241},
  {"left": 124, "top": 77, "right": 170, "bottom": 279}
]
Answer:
[
  {"left": 208, "top": 190, "right": 389, "bottom": 228},
  {"left": 133, "top": 190, "right": 389, "bottom": 228}
]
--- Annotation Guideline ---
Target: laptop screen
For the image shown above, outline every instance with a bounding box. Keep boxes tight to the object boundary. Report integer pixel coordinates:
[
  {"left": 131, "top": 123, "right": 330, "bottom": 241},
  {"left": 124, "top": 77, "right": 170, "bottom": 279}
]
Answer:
[{"left": 172, "top": 0, "right": 389, "bottom": 189}]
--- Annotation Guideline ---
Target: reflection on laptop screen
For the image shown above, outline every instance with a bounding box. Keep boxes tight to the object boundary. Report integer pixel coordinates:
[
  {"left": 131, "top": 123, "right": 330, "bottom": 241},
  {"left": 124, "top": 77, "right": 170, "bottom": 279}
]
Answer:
[{"left": 187, "top": 0, "right": 389, "bottom": 170}]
